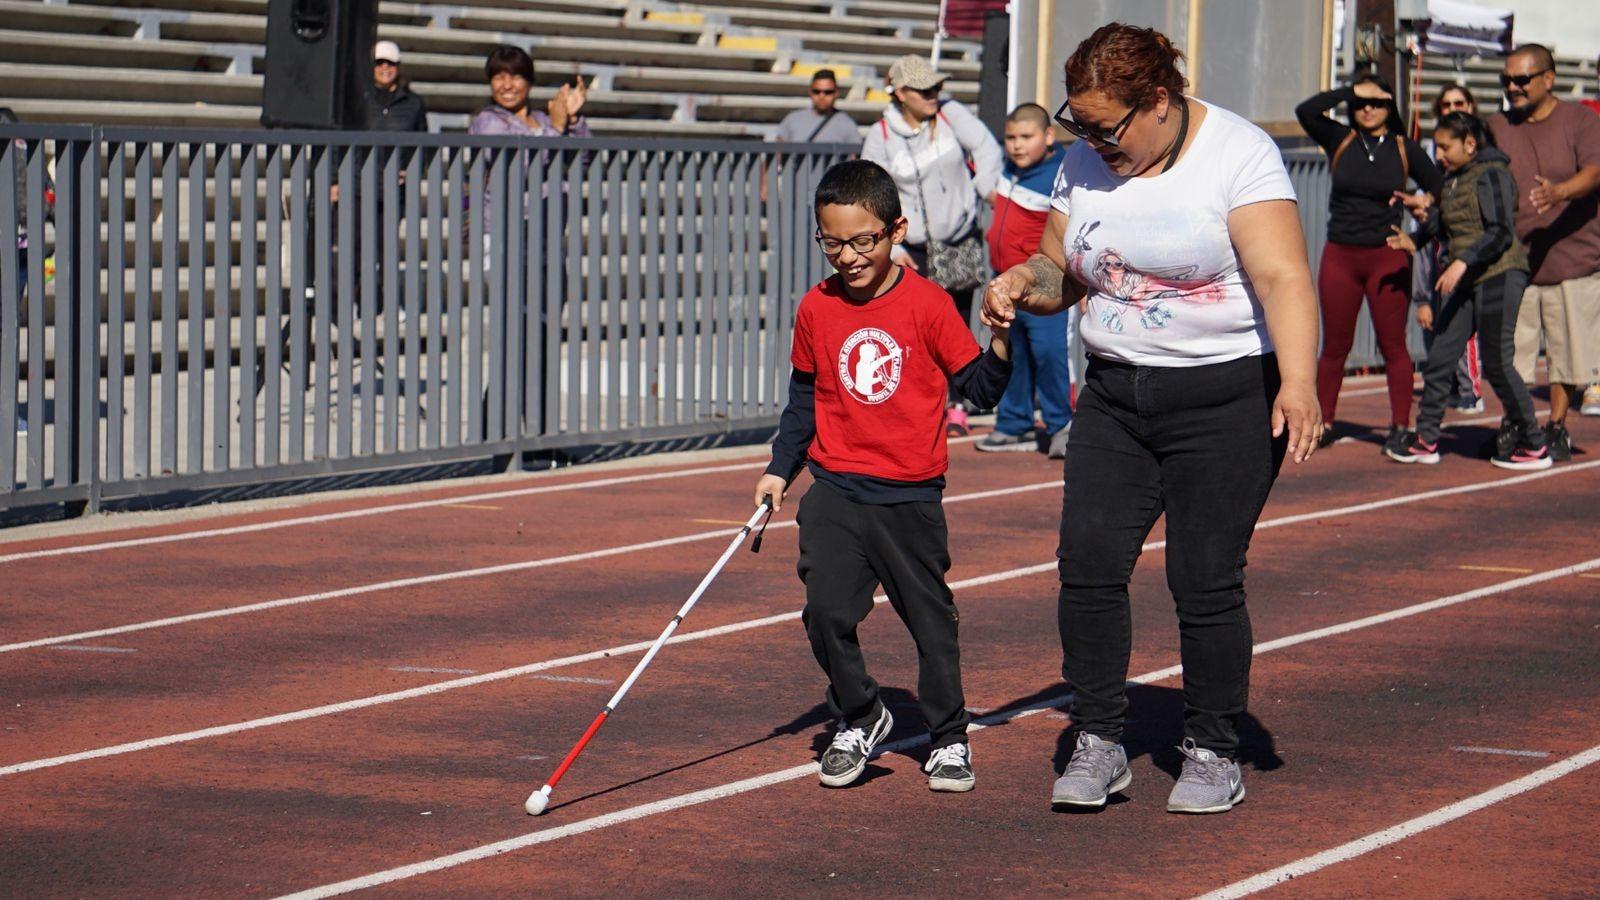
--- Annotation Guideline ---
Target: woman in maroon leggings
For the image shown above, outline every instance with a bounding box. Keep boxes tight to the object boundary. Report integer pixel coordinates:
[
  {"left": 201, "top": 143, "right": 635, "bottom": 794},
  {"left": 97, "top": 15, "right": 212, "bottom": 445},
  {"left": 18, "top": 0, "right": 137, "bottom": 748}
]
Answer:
[{"left": 1297, "top": 74, "right": 1443, "bottom": 453}]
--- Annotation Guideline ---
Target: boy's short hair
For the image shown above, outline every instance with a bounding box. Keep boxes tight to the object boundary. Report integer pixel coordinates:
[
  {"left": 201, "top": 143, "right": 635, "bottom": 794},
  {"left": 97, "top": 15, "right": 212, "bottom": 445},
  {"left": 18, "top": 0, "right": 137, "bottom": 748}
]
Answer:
[
  {"left": 1006, "top": 103, "right": 1051, "bottom": 128},
  {"left": 811, "top": 69, "right": 838, "bottom": 85},
  {"left": 814, "top": 160, "right": 902, "bottom": 225}
]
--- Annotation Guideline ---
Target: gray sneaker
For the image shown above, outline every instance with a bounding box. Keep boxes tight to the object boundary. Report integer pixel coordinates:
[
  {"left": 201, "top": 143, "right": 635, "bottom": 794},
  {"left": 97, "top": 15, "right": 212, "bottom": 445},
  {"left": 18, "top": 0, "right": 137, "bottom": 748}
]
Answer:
[
  {"left": 1047, "top": 423, "right": 1071, "bottom": 459},
  {"left": 976, "top": 429, "right": 1039, "bottom": 452},
  {"left": 1051, "top": 732, "right": 1131, "bottom": 807},
  {"left": 1166, "top": 738, "right": 1245, "bottom": 814},
  {"left": 818, "top": 706, "right": 893, "bottom": 788}
]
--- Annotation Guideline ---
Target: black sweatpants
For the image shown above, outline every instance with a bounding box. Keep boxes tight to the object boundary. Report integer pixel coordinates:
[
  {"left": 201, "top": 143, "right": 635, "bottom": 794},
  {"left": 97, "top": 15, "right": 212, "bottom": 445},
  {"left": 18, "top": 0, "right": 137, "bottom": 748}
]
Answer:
[
  {"left": 1059, "top": 353, "right": 1286, "bottom": 757},
  {"left": 1416, "top": 269, "right": 1536, "bottom": 445},
  {"left": 796, "top": 480, "right": 970, "bottom": 749}
]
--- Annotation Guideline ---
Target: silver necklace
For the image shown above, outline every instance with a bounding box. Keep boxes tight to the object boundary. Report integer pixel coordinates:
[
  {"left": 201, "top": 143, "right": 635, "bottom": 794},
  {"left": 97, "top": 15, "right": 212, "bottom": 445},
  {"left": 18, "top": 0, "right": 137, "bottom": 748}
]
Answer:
[{"left": 1359, "top": 132, "right": 1385, "bottom": 163}]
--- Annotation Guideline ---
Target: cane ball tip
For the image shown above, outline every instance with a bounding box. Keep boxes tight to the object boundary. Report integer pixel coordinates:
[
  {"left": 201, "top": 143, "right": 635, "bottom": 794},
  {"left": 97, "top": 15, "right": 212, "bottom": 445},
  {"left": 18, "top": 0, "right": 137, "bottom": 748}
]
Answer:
[{"left": 525, "top": 789, "right": 550, "bottom": 816}]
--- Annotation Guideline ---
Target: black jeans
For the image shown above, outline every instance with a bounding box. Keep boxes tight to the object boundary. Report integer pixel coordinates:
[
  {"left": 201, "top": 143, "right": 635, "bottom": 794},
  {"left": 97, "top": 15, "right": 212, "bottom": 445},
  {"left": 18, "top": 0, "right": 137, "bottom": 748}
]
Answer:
[
  {"left": 1058, "top": 353, "right": 1287, "bottom": 756},
  {"left": 1416, "top": 269, "right": 1535, "bottom": 445},
  {"left": 796, "top": 480, "right": 970, "bottom": 748}
]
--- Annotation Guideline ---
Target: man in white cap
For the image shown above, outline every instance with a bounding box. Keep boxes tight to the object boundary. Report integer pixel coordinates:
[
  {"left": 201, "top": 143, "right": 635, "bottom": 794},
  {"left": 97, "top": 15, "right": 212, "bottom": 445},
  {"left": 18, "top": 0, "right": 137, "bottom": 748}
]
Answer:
[{"left": 360, "top": 39, "right": 429, "bottom": 132}]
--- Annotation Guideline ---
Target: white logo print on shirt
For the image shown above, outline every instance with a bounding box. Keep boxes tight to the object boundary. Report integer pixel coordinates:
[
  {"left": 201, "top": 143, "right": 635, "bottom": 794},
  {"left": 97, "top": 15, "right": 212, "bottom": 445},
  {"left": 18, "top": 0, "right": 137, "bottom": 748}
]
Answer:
[{"left": 838, "top": 328, "right": 905, "bottom": 404}]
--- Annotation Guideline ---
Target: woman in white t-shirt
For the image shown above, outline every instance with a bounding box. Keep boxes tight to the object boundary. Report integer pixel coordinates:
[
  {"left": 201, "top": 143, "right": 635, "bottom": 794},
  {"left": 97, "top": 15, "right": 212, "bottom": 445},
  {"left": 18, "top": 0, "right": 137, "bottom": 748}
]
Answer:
[{"left": 982, "top": 24, "right": 1322, "bottom": 815}]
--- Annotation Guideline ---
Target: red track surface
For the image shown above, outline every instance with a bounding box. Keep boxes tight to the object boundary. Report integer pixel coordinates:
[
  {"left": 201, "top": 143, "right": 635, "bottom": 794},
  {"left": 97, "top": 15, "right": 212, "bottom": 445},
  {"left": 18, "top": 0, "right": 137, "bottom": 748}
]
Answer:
[{"left": 2, "top": 379, "right": 1596, "bottom": 897}]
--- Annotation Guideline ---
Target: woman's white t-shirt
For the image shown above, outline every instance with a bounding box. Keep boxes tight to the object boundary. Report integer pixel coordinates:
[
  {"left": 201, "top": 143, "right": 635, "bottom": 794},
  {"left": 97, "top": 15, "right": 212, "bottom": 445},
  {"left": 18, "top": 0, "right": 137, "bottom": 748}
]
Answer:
[{"left": 1050, "top": 99, "right": 1297, "bottom": 367}]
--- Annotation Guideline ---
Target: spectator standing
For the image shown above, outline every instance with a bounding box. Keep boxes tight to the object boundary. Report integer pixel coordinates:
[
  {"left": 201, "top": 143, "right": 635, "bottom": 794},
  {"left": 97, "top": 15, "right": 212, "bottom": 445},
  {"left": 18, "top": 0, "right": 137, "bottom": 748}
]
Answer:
[
  {"left": 1297, "top": 74, "right": 1443, "bottom": 454},
  {"left": 1386, "top": 113, "right": 1545, "bottom": 469},
  {"left": 1488, "top": 44, "right": 1600, "bottom": 459},
  {"left": 1577, "top": 60, "right": 1600, "bottom": 416},
  {"left": 360, "top": 40, "right": 429, "bottom": 132},
  {"left": 986, "top": 23, "right": 1321, "bottom": 814},
  {"left": 977, "top": 103, "right": 1074, "bottom": 458},
  {"left": 469, "top": 45, "right": 589, "bottom": 138},
  {"left": 773, "top": 70, "right": 862, "bottom": 144},
  {"left": 863, "top": 53, "right": 1002, "bottom": 435}
]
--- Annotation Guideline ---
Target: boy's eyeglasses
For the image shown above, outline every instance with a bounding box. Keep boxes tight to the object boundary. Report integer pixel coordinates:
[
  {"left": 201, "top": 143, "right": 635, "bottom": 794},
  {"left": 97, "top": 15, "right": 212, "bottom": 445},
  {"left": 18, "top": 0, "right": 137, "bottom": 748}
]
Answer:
[
  {"left": 1499, "top": 69, "right": 1550, "bottom": 88},
  {"left": 1053, "top": 98, "right": 1138, "bottom": 147},
  {"left": 815, "top": 225, "right": 894, "bottom": 256}
]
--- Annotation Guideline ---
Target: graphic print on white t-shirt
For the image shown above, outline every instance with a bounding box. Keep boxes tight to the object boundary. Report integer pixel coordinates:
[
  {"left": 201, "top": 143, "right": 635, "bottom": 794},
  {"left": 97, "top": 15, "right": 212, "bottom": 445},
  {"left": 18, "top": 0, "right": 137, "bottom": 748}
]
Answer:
[
  {"left": 1050, "top": 100, "right": 1297, "bottom": 367},
  {"left": 838, "top": 327, "right": 906, "bottom": 404}
]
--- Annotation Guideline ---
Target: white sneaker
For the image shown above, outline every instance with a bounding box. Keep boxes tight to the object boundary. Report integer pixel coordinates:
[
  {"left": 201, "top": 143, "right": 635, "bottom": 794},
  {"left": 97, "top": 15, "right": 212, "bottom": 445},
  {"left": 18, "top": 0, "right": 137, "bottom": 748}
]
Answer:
[{"left": 1581, "top": 384, "right": 1600, "bottom": 417}]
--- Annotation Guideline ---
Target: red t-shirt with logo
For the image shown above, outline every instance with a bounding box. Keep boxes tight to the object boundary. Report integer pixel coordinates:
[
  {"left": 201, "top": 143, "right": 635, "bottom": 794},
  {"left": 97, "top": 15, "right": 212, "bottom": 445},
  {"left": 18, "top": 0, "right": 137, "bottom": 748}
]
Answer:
[{"left": 791, "top": 268, "right": 982, "bottom": 482}]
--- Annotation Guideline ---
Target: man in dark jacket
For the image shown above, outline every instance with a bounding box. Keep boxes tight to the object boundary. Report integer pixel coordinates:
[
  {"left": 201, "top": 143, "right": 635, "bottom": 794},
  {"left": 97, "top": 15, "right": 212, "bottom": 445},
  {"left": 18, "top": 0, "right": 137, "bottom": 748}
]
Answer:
[{"left": 361, "top": 40, "right": 428, "bottom": 132}]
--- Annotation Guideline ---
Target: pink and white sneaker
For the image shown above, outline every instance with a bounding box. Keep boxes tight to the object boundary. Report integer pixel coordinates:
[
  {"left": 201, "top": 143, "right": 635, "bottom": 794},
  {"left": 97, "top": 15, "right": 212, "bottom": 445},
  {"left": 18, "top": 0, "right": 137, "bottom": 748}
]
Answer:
[
  {"left": 1385, "top": 432, "right": 1440, "bottom": 464},
  {"left": 946, "top": 405, "right": 970, "bottom": 437}
]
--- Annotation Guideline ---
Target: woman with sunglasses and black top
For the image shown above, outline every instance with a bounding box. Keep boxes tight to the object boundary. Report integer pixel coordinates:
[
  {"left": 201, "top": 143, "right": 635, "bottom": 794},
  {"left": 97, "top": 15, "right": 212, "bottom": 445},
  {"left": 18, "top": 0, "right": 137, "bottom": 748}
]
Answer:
[
  {"left": 984, "top": 23, "right": 1321, "bottom": 814},
  {"left": 1296, "top": 74, "right": 1443, "bottom": 454}
]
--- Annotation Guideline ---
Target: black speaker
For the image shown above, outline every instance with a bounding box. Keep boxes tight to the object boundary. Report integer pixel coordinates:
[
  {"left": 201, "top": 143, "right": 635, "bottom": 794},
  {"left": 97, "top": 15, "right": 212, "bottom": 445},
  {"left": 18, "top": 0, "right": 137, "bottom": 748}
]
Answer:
[
  {"left": 976, "top": 9, "right": 1009, "bottom": 142},
  {"left": 262, "top": 0, "right": 378, "bottom": 129}
]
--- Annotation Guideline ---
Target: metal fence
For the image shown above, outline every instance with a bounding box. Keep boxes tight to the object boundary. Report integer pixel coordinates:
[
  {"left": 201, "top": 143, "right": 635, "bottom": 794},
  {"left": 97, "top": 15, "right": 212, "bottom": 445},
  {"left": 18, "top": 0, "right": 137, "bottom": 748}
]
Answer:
[
  {"left": 2, "top": 128, "right": 1351, "bottom": 516},
  {"left": 2, "top": 126, "right": 854, "bottom": 512}
]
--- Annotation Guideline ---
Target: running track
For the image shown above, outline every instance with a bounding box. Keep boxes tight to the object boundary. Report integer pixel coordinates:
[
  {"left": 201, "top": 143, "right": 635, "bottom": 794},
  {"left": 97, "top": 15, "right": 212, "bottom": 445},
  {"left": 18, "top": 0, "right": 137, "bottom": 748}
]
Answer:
[{"left": 1, "top": 377, "right": 1595, "bottom": 897}]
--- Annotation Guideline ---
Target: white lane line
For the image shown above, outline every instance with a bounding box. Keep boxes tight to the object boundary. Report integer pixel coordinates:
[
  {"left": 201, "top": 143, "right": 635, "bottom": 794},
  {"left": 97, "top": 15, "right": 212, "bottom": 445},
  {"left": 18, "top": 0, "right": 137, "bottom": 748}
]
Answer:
[
  {"left": 0, "top": 479, "right": 1064, "bottom": 656},
  {"left": 49, "top": 646, "right": 138, "bottom": 654},
  {"left": 278, "top": 558, "right": 1600, "bottom": 898},
  {"left": 389, "top": 666, "right": 477, "bottom": 675},
  {"left": 1194, "top": 741, "right": 1600, "bottom": 900},
  {"left": 1452, "top": 746, "right": 1551, "bottom": 758},
  {"left": 1, "top": 434, "right": 991, "bottom": 565},
  {"left": 5, "top": 470, "right": 1597, "bottom": 777},
  {"left": 527, "top": 675, "right": 615, "bottom": 686},
  {"left": 0, "top": 462, "right": 767, "bottom": 565}
]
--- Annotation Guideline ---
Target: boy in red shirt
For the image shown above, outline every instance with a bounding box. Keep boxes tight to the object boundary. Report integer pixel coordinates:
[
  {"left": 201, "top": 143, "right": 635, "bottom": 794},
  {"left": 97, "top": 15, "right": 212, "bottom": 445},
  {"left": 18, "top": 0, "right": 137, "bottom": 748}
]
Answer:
[{"left": 754, "top": 160, "right": 1012, "bottom": 793}]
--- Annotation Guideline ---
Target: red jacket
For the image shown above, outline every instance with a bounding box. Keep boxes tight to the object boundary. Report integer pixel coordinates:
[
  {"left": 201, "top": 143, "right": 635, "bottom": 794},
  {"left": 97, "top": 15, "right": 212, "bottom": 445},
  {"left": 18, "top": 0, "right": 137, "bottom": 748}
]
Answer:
[{"left": 986, "top": 144, "right": 1066, "bottom": 272}]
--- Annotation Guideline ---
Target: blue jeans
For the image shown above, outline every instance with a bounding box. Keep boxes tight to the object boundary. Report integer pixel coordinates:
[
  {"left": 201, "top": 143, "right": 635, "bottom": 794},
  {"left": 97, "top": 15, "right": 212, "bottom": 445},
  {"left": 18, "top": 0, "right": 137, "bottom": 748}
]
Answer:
[{"left": 995, "top": 308, "right": 1074, "bottom": 435}]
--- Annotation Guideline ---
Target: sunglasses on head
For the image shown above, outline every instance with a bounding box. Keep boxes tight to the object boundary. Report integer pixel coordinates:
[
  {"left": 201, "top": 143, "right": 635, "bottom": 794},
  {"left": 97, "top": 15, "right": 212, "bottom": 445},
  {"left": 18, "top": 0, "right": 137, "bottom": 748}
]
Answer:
[
  {"left": 1500, "top": 69, "right": 1550, "bottom": 88},
  {"left": 1053, "top": 97, "right": 1138, "bottom": 147}
]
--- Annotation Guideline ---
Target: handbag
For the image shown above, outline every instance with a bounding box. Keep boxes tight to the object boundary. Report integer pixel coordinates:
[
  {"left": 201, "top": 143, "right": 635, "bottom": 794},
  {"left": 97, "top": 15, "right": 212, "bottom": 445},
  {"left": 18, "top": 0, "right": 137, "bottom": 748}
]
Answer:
[{"left": 901, "top": 131, "right": 988, "bottom": 293}]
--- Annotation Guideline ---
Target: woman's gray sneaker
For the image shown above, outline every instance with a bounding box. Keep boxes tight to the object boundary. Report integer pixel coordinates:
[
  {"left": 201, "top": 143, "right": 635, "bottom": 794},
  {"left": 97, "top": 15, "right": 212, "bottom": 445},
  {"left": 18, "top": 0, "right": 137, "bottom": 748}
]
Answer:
[
  {"left": 818, "top": 707, "right": 893, "bottom": 788},
  {"left": 924, "top": 742, "right": 976, "bottom": 792},
  {"left": 1166, "top": 738, "right": 1245, "bottom": 813},
  {"left": 1051, "top": 732, "right": 1131, "bottom": 807}
]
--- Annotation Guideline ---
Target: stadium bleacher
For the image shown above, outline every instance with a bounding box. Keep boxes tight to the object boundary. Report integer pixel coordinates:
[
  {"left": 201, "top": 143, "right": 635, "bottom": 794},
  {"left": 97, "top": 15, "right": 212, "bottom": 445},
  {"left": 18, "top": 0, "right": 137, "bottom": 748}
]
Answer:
[{"left": 0, "top": 0, "right": 982, "bottom": 138}]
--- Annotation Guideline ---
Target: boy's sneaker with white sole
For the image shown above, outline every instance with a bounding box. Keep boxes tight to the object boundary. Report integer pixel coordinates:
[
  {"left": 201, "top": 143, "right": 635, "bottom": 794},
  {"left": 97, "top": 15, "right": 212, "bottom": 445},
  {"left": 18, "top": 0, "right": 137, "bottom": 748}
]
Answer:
[
  {"left": 1491, "top": 433, "right": 1553, "bottom": 470},
  {"left": 1581, "top": 383, "right": 1600, "bottom": 416},
  {"left": 976, "top": 429, "right": 1039, "bottom": 452},
  {"left": 1051, "top": 732, "right": 1131, "bottom": 808},
  {"left": 818, "top": 706, "right": 893, "bottom": 788},
  {"left": 1166, "top": 738, "right": 1245, "bottom": 814},
  {"left": 1385, "top": 431, "right": 1440, "bottom": 464},
  {"left": 924, "top": 742, "right": 975, "bottom": 792}
]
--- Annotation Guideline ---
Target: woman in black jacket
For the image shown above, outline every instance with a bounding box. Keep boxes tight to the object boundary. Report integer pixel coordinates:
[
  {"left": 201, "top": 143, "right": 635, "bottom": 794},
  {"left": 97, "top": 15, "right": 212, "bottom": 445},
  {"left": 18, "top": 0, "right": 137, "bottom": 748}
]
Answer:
[{"left": 1297, "top": 74, "right": 1443, "bottom": 453}]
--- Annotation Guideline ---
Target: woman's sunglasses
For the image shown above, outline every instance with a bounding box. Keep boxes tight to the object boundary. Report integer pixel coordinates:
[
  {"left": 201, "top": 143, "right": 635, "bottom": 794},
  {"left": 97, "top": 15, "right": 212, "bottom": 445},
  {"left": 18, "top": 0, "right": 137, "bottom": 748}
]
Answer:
[
  {"left": 1499, "top": 69, "right": 1550, "bottom": 88},
  {"left": 1053, "top": 98, "right": 1138, "bottom": 147}
]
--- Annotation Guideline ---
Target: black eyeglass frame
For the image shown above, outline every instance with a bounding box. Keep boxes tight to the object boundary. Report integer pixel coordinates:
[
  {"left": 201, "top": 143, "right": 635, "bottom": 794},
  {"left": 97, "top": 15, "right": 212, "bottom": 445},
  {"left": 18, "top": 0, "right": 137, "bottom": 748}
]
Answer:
[
  {"left": 1499, "top": 68, "right": 1551, "bottom": 89},
  {"left": 1053, "top": 97, "right": 1139, "bottom": 147},
  {"left": 814, "top": 223, "right": 897, "bottom": 256}
]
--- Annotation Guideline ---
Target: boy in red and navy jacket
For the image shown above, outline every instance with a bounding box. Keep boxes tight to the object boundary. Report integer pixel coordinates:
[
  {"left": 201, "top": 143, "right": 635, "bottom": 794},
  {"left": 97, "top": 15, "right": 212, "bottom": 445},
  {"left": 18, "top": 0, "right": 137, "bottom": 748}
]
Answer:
[
  {"left": 978, "top": 103, "right": 1075, "bottom": 457},
  {"left": 754, "top": 160, "right": 1011, "bottom": 794}
]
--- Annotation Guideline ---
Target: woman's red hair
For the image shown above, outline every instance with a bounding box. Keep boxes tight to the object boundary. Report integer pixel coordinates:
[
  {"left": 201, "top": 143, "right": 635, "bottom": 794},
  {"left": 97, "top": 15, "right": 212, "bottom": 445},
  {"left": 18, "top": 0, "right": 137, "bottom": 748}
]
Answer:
[{"left": 1064, "top": 23, "right": 1187, "bottom": 110}]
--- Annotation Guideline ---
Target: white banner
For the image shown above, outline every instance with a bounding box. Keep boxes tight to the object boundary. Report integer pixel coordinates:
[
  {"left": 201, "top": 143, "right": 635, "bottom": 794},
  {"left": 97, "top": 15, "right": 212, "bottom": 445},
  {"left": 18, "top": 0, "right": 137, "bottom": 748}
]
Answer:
[{"left": 1417, "top": 0, "right": 1514, "bottom": 57}]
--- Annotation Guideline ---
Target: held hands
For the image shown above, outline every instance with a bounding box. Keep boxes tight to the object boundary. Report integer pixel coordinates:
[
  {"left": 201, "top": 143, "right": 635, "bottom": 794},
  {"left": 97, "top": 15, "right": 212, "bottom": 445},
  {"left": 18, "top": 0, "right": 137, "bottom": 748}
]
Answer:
[
  {"left": 1435, "top": 259, "right": 1467, "bottom": 297},
  {"left": 753, "top": 474, "right": 787, "bottom": 513},
  {"left": 548, "top": 76, "right": 588, "bottom": 132},
  {"left": 981, "top": 265, "right": 1033, "bottom": 329},
  {"left": 1416, "top": 303, "right": 1434, "bottom": 331},
  {"left": 1385, "top": 225, "right": 1416, "bottom": 254},
  {"left": 1272, "top": 380, "right": 1324, "bottom": 464},
  {"left": 1530, "top": 175, "right": 1563, "bottom": 215}
]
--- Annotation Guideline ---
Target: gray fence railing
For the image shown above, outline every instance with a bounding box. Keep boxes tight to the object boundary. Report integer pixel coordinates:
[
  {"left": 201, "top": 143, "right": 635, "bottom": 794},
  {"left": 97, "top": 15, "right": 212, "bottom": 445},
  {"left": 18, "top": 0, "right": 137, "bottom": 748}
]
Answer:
[
  {"left": 2, "top": 126, "right": 856, "bottom": 512},
  {"left": 2, "top": 129, "right": 1351, "bottom": 516}
]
